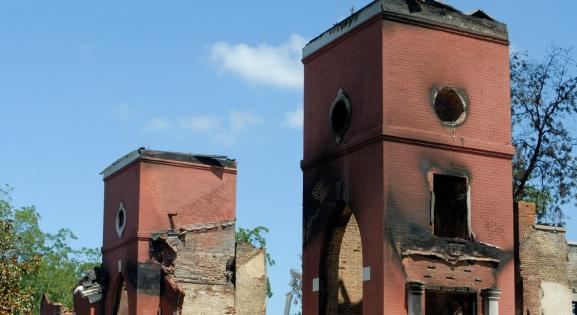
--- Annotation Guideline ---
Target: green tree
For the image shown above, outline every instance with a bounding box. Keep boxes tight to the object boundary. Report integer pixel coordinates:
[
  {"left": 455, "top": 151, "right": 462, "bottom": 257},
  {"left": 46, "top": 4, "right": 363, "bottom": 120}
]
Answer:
[
  {"left": 0, "top": 217, "right": 40, "bottom": 315},
  {"left": 0, "top": 186, "right": 100, "bottom": 313},
  {"left": 511, "top": 47, "right": 577, "bottom": 225},
  {"left": 288, "top": 266, "right": 302, "bottom": 315},
  {"left": 235, "top": 226, "right": 275, "bottom": 298}
]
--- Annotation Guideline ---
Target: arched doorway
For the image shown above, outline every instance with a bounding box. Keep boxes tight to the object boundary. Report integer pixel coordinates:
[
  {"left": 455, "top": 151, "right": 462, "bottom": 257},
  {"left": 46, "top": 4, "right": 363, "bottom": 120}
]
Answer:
[
  {"left": 322, "top": 206, "right": 363, "bottom": 315},
  {"left": 112, "top": 278, "right": 129, "bottom": 315}
]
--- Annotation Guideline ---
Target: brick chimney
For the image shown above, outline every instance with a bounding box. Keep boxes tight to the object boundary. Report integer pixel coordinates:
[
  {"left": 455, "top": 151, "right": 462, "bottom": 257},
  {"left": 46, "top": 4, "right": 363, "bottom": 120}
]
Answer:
[{"left": 516, "top": 201, "right": 536, "bottom": 241}]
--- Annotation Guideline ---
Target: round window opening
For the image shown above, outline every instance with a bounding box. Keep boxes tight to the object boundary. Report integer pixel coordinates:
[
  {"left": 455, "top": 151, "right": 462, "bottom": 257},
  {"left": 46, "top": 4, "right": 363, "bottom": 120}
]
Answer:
[
  {"left": 329, "top": 89, "right": 352, "bottom": 143},
  {"left": 433, "top": 87, "right": 467, "bottom": 126},
  {"left": 116, "top": 203, "right": 126, "bottom": 239}
]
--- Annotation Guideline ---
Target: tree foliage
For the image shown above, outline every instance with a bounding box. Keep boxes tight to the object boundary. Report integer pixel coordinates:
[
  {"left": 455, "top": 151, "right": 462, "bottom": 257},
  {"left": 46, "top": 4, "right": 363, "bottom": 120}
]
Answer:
[
  {"left": 235, "top": 226, "right": 275, "bottom": 298},
  {"left": 288, "top": 266, "right": 302, "bottom": 315},
  {"left": 511, "top": 47, "right": 577, "bottom": 225},
  {"left": 0, "top": 217, "right": 39, "bottom": 315},
  {"left": 0, "top": 186, "right": 100, "bottom": 313}
]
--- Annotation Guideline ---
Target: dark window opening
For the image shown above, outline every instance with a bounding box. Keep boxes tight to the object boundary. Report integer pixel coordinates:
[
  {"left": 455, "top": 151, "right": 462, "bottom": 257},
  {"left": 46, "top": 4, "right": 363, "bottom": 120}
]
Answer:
[
  {"left": 331, "top": 101, "right": 349, "bottom": 134},
  {"left": 433, "top": 174, "right": 469, "bottom": 239},
  {"left": 117, "top": 210, "right": 125, "bottom": 229},
  {"left": 434, "top": 87, "right": 466, "bottom": 125},
  {"left": 329, "top": 89, "right": 352, "bottom": 143},
  {"left": 112, "top": 279, "right": 129, "bottom": 315},
  {"left": 572, "top": 301, "right": 576, "bottom": 315},
  {"left": 425, "top": 290, "right": 476, "bottom": 315}
]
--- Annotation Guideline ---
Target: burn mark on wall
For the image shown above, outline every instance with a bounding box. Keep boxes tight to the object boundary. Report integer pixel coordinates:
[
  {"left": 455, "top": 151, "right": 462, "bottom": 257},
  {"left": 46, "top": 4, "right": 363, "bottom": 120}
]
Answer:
[{"left": 135, "top": 263, "right": 162, "bottom": 295}]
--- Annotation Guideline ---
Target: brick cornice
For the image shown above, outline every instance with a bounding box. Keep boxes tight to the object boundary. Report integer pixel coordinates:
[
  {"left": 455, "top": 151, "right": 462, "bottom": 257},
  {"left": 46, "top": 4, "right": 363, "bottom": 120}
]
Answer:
[{"left": 301, "top": 127, "right": 514, "bottom": 171}]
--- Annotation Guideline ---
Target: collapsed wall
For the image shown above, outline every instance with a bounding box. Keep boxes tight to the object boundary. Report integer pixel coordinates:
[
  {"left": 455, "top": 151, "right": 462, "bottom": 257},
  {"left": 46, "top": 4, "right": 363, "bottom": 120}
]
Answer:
[
  {"left": 516, "top": 201, "right": 576, "bottom": 315},
  {"left": 47, "top": 149, "right": 267, "bottom": 315}
]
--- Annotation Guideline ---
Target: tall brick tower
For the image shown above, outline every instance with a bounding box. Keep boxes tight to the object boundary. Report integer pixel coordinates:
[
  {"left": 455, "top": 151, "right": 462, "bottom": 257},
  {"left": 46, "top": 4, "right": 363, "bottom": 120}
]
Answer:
[
  {"left": 301, "top": 1, "right": 513, "bottom": 314},
  {"left": 99, "top": 149, "right": 237, "bottom": 315}
]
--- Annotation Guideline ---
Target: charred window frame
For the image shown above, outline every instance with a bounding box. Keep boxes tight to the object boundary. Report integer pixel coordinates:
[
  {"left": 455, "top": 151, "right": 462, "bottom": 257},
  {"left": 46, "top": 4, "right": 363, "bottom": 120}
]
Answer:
[
  {"left": 429, "top": 173, "right": 471, "bottom": 240},
  {"left": 425, "top": 289, "right": 477, "bottom": 315},
  {"left": 431, "top": 86, "right": 468, "bottom": 127},
  {"left": 329, "top": 89, "right": 352, "bottom": 144}
]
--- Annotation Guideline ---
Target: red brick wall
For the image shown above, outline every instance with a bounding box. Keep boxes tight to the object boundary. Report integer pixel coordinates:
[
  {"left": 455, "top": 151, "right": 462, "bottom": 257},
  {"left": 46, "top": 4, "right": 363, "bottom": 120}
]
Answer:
[
  {"left": 138, "top": 158, "right": 237, "bottom": 239},
  {"left": 101, "top": 162, "right": 140, "bottom": 315},
  {"left": 303, "top": 13, "right": 513, "bottom": 315},
  {"left": 381, "top": 21, "right": 512, "bottom": 150},
  {"left": 302, "top": 15, "right": 385, "bottom": 315},
  {"left": 96, "top": 157, "right": 237, "bottom": 315},
  {"left": 73, "top": 292, "right": 100, "bottom": 315}
]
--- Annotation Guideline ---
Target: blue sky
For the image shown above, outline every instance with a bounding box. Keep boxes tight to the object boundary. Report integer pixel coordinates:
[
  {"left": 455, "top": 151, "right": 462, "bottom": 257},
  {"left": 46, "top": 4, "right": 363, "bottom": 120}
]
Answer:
[{"left": 0, "top": 0, "right": 576, "bottom": 313}]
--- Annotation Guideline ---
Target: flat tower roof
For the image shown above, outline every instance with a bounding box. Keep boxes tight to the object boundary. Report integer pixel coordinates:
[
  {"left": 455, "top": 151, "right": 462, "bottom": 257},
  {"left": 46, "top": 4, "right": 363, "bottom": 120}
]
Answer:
[
  {"left": 303, "top": 0, "right": 508, "bottom": 58},
  {"left": 101, "top": 148, "right": 236, "bottom": 179}
]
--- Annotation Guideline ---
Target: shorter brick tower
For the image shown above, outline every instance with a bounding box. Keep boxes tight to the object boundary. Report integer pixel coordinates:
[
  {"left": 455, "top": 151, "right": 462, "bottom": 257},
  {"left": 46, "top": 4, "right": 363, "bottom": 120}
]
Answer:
[{"left": 66, "top": 148, "right": 267, "bottom": 315}]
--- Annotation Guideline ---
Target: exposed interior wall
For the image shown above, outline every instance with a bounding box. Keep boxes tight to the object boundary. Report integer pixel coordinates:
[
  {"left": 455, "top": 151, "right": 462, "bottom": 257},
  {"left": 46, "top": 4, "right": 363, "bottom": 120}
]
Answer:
[
  {"left": 323, "top": 210, "right": 363, "bottom": 315},
  {"left": 171, "top": 223, "right": 236, "bottom": 314},
  {"left": 234, "top": 242, "right": 267, "bottom": 315},
  {"left": 568, "top": 243, "right": 577, "bottom": 303},
  {"left": 540, "top": 282, "right": 572, "bottom": 315}
]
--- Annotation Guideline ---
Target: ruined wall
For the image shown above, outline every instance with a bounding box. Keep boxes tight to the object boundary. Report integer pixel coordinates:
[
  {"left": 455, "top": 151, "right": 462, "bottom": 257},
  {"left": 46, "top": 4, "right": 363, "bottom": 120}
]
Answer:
[
  {"left": 40, "top": 294, "right": 73, "bottom": 315},
  {"left": 517, "top": 202, "right": 572, "bottom": 315},
  {"left": 171, "top": 222, "right": 236, "bottom": 314},
  {"left": 568, "top": 243, "right": 577, "bottom": 303},
  {"left": 234, "top": 242, "right": 267, "bottom": 315}
]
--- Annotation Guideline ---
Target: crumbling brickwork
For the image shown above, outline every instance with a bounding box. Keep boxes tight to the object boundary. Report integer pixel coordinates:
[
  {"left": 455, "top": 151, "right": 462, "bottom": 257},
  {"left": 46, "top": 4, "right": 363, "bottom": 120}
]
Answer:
[
  {"left": 569, "top": 243, "right": 577, "bottom": 302},
  {"left": 173, "top": 223, "right": 236, "bottom": 314},
  {"left": 40, "top": 294, "right": 73, "bottom": 315},
  {"left": 64, "top": 149, "right": 266, "bottom": 315},
  {"left": 235, "top": 242, "right": 267, "bottom": 314},
  {"left": 516, "top": 201, "right": 575, "bottom": 315},
  {"left": 324, "top": 211, "right": 363, "bottom": 315}
]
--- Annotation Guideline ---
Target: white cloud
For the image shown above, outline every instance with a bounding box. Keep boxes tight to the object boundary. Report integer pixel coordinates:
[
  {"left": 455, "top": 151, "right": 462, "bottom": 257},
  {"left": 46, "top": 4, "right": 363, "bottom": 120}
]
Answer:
[
  {"left": 179, "top": 116, "right": 219, "bottom": 132},
  {"left": 283, "top": 107, "right": 303, "bottom": 129},
  {"left": 210, "top": 34, "right": 306, "bottom": 89},
  {"left": 144, "top": 117, "right": 172, "bottom": 132},
  {"left": 215, "top": 110, "right": 263, "bottom": 146},
  {"left": 113, "top": 104, "right": 134, "bottom": 120},
  {"left": 143, "top": 110, "right": 262, "bottom": 146},
  {"left": 228, "top": 110, "right": 262, "bottom": 132}
]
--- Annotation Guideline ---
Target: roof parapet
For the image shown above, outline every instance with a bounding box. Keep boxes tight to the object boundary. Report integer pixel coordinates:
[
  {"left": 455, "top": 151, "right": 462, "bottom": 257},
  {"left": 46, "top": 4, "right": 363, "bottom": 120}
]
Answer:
[
  {"left": 303, "top": 0, "right": 508, "bottom": 59},
  {"left": 101, "top": 148, "right": 236, "bottom": 179}
]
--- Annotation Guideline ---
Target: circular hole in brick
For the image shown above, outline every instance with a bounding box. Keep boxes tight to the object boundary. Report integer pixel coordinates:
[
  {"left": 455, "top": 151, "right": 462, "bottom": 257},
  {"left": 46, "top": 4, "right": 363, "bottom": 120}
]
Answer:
[{"left": 433, "top": 87, "right": 467, "bottom": 125}]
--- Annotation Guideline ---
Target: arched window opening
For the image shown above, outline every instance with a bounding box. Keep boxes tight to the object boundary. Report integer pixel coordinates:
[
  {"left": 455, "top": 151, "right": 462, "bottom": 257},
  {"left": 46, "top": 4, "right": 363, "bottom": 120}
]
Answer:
[
  {"left": 322, "top": 207, "right": 363, "bottom": 315},
  {"left": 112, "top": 278, "right": 129, "bottom": 315}
]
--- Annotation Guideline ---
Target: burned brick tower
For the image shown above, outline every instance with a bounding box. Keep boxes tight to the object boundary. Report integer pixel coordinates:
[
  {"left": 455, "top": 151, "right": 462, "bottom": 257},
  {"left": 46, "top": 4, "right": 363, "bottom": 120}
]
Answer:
[
  {"left": 66, "top": 149, "right": 267, "bottom": 315},
  {"left": 301, "top": 1, "right": 513, "bottom": 314}
]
